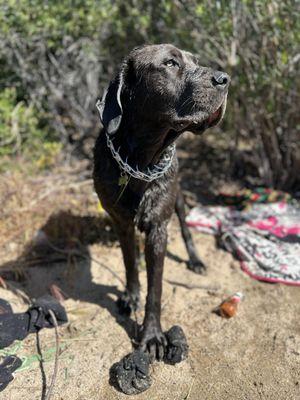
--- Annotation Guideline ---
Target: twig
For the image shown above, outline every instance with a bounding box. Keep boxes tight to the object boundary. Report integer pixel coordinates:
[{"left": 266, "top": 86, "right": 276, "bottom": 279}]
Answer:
[
  {"left": 45, "top": 309, "right": 59, "bottom": 400},
  {"left": 17, "top": 179, "right": 93, "bottom": 212},
  {"left": 164, "top": 279, "right": 220, "bottom": 292},
  {"left": 184, "top": 377, "right": 195, "bottom": 400},
  {"left": 44, "top": 238, "right": 125, "bottom": 287},
  {"left": 3, "top": 280, "right": 31, "bottom": 304},
  {"left": 87, "top": 253, "right": 125, "bottom": 287}
]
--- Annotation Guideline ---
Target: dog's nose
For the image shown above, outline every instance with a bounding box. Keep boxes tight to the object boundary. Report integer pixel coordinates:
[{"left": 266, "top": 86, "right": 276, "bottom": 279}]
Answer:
[{"left": 212, "top": 71, "right": 230, "bottom": 88}]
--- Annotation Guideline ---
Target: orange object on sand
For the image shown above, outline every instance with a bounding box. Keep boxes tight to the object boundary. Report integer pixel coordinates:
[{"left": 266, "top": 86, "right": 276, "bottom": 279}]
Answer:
[{"left": 214, "top": 292, "right": 244, "bottom": 318}]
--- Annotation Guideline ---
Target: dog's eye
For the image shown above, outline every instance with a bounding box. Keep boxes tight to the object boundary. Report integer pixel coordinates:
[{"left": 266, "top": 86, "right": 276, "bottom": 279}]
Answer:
[{"left": 165, "top": 59, "right": 179, "bottom": 68}]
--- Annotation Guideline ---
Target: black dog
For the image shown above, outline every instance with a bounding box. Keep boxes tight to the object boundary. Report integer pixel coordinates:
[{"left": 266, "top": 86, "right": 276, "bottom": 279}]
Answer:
[{"left": 93, "top": 44, "right": 229, "bottom": 362}]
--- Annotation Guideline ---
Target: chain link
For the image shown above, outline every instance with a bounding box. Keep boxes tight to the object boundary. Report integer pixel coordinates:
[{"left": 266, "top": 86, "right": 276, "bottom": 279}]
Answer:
[
  {"left": 96, "top": 100, "right": 176, "bottom": 182},
  {"left": 106, "top": 134, "right": 175, "bottom": 182}
]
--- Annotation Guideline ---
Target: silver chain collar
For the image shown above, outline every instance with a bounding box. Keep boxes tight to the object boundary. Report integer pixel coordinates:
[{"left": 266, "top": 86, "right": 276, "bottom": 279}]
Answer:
[
  {"left": 106, "top": 134, "right": 175, "bottom": 182},
  {"left": 96, "top": 101, "right": 176, "bottom": 182}
]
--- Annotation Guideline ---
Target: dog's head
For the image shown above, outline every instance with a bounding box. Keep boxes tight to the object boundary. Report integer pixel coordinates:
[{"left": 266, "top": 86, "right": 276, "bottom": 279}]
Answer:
[{"left": 98, "top": 44, "right": 230, "bottom": 136}]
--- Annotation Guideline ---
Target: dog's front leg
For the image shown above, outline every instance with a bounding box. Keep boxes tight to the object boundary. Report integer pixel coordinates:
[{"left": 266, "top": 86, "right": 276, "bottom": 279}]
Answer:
[
  {"left": 114, "top": 221, "right": 140, "bottom": 315},
  {"left": 140, "top": 222, "right": 168, "bottom": 362}
]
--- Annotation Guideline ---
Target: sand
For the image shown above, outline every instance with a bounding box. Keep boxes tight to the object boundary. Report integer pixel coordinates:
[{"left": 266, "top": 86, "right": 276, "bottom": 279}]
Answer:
[
  {"left": 1, "top": 132, "right": 300, "bottom": 399},
  {"left": 1, "top": 215, "right": 300, "bottom": 400}
]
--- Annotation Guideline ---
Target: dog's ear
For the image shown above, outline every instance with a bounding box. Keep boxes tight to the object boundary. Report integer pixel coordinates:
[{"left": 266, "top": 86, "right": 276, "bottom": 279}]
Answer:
[{"left": 97, "top": 65, "right": 127, "bottom": 135}]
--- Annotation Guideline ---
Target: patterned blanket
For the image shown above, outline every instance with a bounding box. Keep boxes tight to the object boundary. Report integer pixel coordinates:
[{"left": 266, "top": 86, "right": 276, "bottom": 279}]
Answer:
[{"left": 186, "top": 202, "right": 300, "bottom": 285}]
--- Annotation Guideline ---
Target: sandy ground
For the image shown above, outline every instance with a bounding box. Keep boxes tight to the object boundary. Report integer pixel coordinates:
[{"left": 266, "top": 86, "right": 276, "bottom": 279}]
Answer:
[
  {"left": 1, "top": 139, "right": 299, "bottom": 400},
  {"left": 1, "top": 214, "right": 300, "bottom": 400}
]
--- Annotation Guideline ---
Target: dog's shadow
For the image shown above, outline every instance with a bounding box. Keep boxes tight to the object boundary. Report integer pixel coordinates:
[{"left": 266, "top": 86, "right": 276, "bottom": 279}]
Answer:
[{"left": 0, "top": 210, "right": 138, "bottom": 341}]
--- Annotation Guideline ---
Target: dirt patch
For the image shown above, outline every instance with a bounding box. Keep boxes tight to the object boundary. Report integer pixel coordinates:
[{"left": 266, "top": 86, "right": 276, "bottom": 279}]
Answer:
[
  {"left": 1, "top": 221, "right": 300, "bottom": 399},
  {"left": 1, "top": 157, "right": 300, "bottom": 400}
]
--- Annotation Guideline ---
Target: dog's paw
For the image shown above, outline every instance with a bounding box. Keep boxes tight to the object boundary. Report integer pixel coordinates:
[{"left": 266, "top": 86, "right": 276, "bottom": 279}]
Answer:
[
  {"left": 187, "top": 258, "right": 207, "bottom": 274},
  {"left": 111, "top": 350, "right": 151, "bottom": 395},
  {"left": 116, "top": 291, "right": 140, "bottom": 316},
  {"left": 164, "top": 325, "right": 189, "bottom": 365},
  {"left": 140, "top": 326, "right": 167, "bottom": 362}
]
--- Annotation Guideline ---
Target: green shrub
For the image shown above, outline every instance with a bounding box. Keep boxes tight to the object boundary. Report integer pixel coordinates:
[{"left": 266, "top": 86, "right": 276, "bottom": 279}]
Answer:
[
  {"left": 0, "top": 0, "right": 299, "bottom": 188},
  {"left": 0, "top": 87, "right": 59, "bottom": 168}
]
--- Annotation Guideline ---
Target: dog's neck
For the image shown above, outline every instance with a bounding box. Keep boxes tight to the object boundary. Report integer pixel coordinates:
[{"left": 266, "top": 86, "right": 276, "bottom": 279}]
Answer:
[{"left": 112, "top": 123, "right": 177, "bottom": 171}]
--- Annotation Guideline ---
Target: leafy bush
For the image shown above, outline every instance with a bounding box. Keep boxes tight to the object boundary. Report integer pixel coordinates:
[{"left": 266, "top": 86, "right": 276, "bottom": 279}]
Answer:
[
  {"left": 0, "top": 0, "right": 299, "bottom": 189},
  {"left": 0, "top": 87, "right": 59, "bottom": 170}
]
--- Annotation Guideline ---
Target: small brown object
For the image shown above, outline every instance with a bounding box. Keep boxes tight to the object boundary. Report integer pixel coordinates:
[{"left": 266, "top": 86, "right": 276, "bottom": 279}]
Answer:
[
  {"left": 49, "top": 284, "right": 67, "bottom": 302},
  {"left": 214, "top": 292, "right": 244, "bottom": 318},
  {"left": 0, "top": 276, "right": 7, "bottom": 289}
]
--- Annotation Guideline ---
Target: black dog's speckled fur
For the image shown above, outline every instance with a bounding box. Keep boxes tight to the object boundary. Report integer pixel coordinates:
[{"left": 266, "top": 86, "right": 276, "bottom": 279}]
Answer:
[{"left": 93, "top": 44, "right": 229, "bottom": 365}]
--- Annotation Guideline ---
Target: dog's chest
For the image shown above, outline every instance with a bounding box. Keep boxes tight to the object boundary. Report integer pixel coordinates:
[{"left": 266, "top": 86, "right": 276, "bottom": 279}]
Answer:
[
  {"left": 134, "top": 158, "right": 178, "bottom": 232},
  {"left": 94, "top": 134, "right": 179, "bottom": 227}
]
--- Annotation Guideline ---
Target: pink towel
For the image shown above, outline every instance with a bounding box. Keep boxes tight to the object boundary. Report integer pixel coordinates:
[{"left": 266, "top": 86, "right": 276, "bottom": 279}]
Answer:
[{"left": 186, "top": 202, "right": 300, "bottom": 285}]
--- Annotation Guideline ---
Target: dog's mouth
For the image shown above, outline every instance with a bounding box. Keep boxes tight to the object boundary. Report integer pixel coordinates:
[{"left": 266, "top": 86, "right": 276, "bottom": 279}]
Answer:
[
  {"left": 206, "top": 104, "right": 224, "bottom": 126},
  {"left": 173, "top": 97, "right": 227, "bottom": 134},
  {"left": 187, "top": 97, "right": 227, "bottom": 134},
  {"left": 152, "top": 98, "right": 227, "bottom": 163}
]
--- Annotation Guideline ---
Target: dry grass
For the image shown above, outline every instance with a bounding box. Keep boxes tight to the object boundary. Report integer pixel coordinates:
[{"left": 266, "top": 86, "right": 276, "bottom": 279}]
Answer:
[{"left": 0, "top": 159, "right": 113, "bottom": 270}]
